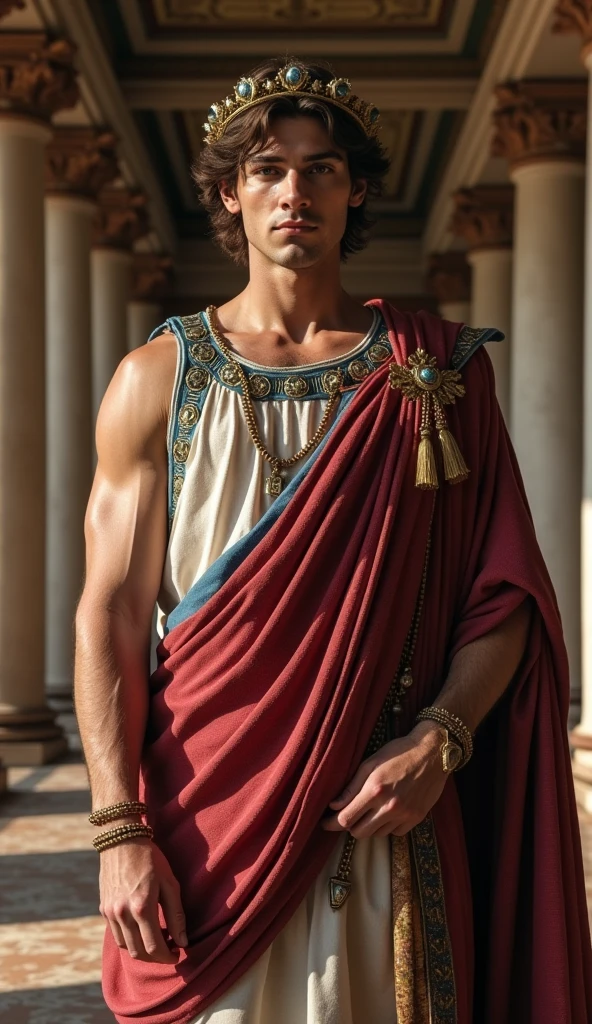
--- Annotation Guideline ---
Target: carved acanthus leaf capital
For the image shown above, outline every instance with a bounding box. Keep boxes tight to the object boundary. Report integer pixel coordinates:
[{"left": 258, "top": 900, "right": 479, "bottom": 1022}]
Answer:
[
  {"left": 93, "top": 188, "right": 150, "bottom": 250},
  {"left": 0, "top": 33, "right": 78, "bottom": 121},
  {"left": 492, "top": 80, "right": 587, "bottom": 169},
  {"left": 0, "top": 1, "right": 26, "bottom": 19},
  {"left": 46, "top": 128, "right": 119, "bottom": 198},
  {"left": 450, "top": 186, "right": 514, "bottom": 251},
  {"left": 426, "top": 252, "right": 471, "bottom": 306},
  {"left": 132, "top": 253, "right": 174, "bottom": 302},
  {"left": 553, "top": 0, "right": 592, "bottom": 51}
]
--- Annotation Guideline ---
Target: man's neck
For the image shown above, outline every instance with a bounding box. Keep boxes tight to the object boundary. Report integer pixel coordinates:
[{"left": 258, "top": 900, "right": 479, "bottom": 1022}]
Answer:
[{"left": 217, "top": 252, "right": 372, "bottom": 344}]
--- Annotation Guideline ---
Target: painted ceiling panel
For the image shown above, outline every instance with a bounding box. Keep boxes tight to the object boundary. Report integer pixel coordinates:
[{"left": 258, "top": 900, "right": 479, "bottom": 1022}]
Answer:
[
  {"left": 148, "top": 0, "right": 451, "bottom": 33},
  {"left": 89, "top": 0, "right": 502, "bottom": 241}
]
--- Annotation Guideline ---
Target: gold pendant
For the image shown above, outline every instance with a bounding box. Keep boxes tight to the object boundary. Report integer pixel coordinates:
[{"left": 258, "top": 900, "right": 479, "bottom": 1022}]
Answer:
[
  {"left": 329, "top": 876, "right": 352, "bottom": 910},
  {"left": 265, "top": 472, "right": 283, "bottom": 496}
]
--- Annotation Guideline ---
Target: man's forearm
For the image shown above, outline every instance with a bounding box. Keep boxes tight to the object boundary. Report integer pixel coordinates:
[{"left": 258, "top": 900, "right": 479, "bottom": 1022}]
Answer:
[
  {"left": 429, "top": 598, "right": 533, "bottom": 735},
  {"left": 74, "top": 601, "right": 150, "bottom": 811}
]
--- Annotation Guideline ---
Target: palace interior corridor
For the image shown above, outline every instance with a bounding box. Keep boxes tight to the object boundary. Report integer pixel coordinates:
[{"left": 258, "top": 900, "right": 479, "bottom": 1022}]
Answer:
[{"left": 3, "top": 0, "right": 592, "bottom": 1019}]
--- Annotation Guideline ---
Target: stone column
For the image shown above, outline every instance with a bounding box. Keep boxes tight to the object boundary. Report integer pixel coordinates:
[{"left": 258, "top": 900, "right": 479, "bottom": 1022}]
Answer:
[
  {"left": 450, "top": 187, "right": 514, "bottom": 423},
  {"left": 128, "top": 253, "right": 174, "bottom": 351},
  {"left": 492, "top": 79, "right": 586, "bottom": 721},
  {"left": 553, "top": 1, "right": 592, "bottom": 783},
  {"left": 45, "top": 129, "right": 118, "bottom": 744},
  {"left": 0, "top": 34, "right": 78, "bottom": 764},
  {"left": 426, "top": 252, "right": 471, "bottom": 324},
  {"left": 91, "top": 188, "right": 149, "bottom": 419}
]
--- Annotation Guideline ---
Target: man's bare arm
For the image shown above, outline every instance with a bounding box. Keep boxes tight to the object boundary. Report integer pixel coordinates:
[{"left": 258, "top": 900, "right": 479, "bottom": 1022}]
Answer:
[
  {"left": 323, "top": 599, "right": 532, "bottom": 838},
  {"left": 74, "top": 334, "right": 185, "bottom": 963}
]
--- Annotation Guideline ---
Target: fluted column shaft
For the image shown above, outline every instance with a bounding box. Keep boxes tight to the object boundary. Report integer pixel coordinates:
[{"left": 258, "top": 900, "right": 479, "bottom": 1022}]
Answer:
[
  {"left": 45, "top": 196, "right": 95, "bottom": 706},
  {"left": 511, "top": 159, "right": 585, "bottom": 711},
  {"left": 92, "top": 248, "right": 133, "bottom": 418},
  {"left": 128, "top": 300, "right": 162, "bottom": 351},
  {"left": 468, "top": 249, "right": 513, "bottom": 420}
]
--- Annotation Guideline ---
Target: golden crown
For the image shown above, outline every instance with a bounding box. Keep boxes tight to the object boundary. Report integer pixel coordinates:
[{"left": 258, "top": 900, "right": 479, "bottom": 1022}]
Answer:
[{"left": 203, "top": 63, "right": 381, "bottom": 146}]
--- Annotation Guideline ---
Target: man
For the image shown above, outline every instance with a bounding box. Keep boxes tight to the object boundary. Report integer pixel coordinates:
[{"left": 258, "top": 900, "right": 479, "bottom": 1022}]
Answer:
[{"left": 74, "top": 57, "right": 592, "bottom": 1024}]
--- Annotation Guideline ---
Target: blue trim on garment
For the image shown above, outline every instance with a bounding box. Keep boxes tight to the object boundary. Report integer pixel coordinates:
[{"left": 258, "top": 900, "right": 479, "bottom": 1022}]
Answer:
[
  {"left": 178, "top": 308, "right": 392, "bottom": 401},
  {"left": 450, "top": 326, "right": 505, "bottom": 371},
  {"left": 163, "top": 388, "right": 357, "bottom": 636}
]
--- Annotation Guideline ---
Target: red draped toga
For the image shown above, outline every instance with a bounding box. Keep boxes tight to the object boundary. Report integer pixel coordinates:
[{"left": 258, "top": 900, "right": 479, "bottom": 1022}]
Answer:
[{"left": 102, "top": 300, "right": 592, "bottom": 1024}]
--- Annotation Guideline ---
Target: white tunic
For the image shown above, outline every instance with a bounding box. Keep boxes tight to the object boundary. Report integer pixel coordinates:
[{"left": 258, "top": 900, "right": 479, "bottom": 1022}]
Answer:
[{"left": 151, "top": 308, "right": 397, "bottom": 1024}]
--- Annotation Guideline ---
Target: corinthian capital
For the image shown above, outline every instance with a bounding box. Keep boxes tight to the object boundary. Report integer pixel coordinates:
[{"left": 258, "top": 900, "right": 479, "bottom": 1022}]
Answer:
[
  {"left": 0, "top": 2, "right": 25, "bottom": 18},
  {"left": 553, "top": 0, "right": 592, "bottom": 51},
  {"left": 426, "top": 252, "right": 471, "bottom": 306},
  {"left": 132, "top": 253, "right": 174, "bottom": 302},
  {"left": 449, "top": 186, "right": 514, "bottom": 251},
  {"left": 93, "top": 188, "right": 150, "bottom": 250},
  {"left": 46, "top": 128, "right": 119, "bottom": 199},
  {"left": 0, "top": 33, "right": 78, "bottom": 121},
  {"left": 491, "top": 80, "right": 587, "bottom": 169}
]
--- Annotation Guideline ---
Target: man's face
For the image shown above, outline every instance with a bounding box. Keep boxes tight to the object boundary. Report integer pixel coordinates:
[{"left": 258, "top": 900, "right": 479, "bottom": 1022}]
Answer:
[{"left": 219, "top": 115, "right": 367, "bottom": 270}]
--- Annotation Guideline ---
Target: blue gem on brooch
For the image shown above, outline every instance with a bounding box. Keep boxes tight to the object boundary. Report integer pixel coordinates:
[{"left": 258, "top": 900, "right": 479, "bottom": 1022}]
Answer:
[
  {"left": 419, "top": 366, "right": 439, "bottom": 385},
  {"left": 237, "top": 79, "right": 252, "bottom": 100},
  {"left": 285, "top": 66, "right": 303, "bottom": 86}
]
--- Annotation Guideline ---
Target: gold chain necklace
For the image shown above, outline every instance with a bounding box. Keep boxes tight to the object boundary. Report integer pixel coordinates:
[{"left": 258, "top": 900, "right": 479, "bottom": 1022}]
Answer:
[{"left": 206, "top": 305, "right": 344, "bottom": 495}]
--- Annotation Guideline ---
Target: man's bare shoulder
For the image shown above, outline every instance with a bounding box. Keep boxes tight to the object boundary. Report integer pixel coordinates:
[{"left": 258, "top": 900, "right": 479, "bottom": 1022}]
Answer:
[{"left": 96, "top": 330, "right": 178, "bottom": 465}]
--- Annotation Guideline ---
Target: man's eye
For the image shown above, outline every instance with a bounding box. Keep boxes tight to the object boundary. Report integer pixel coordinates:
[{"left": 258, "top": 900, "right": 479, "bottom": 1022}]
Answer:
[
  {"left": 310, "top": 164, "right": 332, "bottom": 173},
  {"left": 254, "top": 167, "right": 277, "bottom": 175}
]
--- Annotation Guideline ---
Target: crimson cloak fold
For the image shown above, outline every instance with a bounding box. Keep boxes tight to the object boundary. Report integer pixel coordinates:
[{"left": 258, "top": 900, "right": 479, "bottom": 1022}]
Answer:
[{"left": 102, "top": 300, "right": 592, "bottom": 1024}]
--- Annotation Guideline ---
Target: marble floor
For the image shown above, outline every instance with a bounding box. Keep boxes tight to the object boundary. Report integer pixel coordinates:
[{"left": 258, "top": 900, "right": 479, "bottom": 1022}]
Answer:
[{"left": 1, "top": 758, "right": 591, "bottom": 1024}]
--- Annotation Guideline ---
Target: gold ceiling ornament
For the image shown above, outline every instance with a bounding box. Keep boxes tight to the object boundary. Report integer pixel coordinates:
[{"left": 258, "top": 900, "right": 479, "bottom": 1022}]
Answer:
[
  {"left": 388, "top": 350, "right": 468, "bottom": 490},
  {"left": 203, "top": 62, "right": 381, "bottom": 145}
]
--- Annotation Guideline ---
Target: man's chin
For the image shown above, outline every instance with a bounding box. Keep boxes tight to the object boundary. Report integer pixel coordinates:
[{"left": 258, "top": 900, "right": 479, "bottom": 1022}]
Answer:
[{"left": 270, "top": 241, "right": 324, "bottom": 269}]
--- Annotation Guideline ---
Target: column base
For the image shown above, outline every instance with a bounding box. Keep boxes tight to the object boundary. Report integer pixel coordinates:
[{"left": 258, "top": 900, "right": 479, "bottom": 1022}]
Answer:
[
  {"left": 47, "top": 692, "right": 81, "bottom": 752},
  {"left": 570, "top": 730, "right": 592, "bottom": 814},
  {"left": 0, "top": 706, "right": 68, "bottom": 764},
  {"left": 0, "top": 736, "right": 68, "bottom": 766}
]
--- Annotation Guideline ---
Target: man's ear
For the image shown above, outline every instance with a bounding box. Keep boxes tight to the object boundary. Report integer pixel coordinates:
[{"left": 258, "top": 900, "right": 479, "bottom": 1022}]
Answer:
[
  {"left": 219, "top": 179, "right": 241, "bottom": 215},
  {"left": 348, "top": 178, "right": 368, "bottom": 209}
]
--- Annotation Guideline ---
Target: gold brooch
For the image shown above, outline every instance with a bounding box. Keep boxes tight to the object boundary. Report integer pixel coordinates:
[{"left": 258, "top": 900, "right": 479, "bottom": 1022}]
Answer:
[{"left": 388, "top": 349, "right": 468, "bottom": 490}]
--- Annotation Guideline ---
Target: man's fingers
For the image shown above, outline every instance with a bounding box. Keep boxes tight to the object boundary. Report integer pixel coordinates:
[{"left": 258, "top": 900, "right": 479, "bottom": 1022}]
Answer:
[
  {"left": 107, "top": 917, "right": 127, "bottom": 950},
  {"left": 117, "top": 910, "right": 151, "bottom": 961},
  {"left": 134, "top": 901, "right": 178, "bottom": 964},
  {"left": 328, "top": 758, "right": 376, "bottom": 810},
  {"left": 160, "top": 878, "right": 188, "bottom": 948}
]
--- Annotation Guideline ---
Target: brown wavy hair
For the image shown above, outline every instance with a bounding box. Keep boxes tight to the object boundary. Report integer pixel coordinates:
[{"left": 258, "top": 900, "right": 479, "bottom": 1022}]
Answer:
[{"left": 192, "top": 57, "right": 391, "bottom": 267}]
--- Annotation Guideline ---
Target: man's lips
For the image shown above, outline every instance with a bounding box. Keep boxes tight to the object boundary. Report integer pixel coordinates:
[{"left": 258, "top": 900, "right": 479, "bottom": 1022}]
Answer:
[{"left": 274, "top": 222, "right": 317, "bottom": 232}]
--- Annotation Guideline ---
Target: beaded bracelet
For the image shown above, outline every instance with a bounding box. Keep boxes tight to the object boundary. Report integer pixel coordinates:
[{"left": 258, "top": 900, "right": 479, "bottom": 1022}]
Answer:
[
  {"left": 92, "top": 822, "right": 153, "bottom": 853},
  {"left": 415, "top": 706, "right": 473, "bottom": 768},
  {"left": 89, "top": 801, "right": 147, "bottom": 826}
]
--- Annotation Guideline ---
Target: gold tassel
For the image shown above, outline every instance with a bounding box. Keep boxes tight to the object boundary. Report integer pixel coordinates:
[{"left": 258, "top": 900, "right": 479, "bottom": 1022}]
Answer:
[
  {"left": 438, "top": 427, "right": 469, "bottom": 484},
  {"left": 416, "top": 429, "right": 439, "bottom": 490}
]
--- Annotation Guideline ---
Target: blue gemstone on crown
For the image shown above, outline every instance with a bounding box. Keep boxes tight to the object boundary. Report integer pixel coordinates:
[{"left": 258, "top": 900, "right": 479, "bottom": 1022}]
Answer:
[
  {"left": 419, "top": 367, "right": 438, "bottom": 384},
  {"left": 208, "top": 105, "right": 219, "bottom": 122},
  {"left": 286, "top": 66, "right": 303, "bottom": 86},
  {"left": 335, "top": 81, "right": 350, "bottom": 98},
  {"left": 369, "top": 107, "right": 380, "bottom": 123},
  {"left": 237, "top": 79, "right": 252, "bottom": 100}
]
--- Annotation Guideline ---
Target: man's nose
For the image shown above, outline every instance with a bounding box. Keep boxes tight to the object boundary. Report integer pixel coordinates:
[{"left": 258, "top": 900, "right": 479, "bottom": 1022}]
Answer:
[{"left": 279, "top": 169, "right": 311, "bottom": 208}]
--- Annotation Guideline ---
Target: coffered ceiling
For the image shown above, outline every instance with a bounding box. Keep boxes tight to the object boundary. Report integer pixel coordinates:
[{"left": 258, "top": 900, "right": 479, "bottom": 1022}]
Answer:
[{"left": 85, "top": 0, "right": 506, "bottom": 241}]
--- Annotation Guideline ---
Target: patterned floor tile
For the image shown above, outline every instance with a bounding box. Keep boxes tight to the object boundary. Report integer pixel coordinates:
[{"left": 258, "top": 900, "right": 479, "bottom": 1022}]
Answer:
[
  {"left": 0, "top": 917, "right": 105, "bottom": 991},
  {"left": 0, "top": 983, "right": 113, "bottom": 1023},
  {"left": 0, "top": 813, "right": 92, "bottom": 853},
  {"left": 0, "top": 851, "right": 99, "bottom": 924}
]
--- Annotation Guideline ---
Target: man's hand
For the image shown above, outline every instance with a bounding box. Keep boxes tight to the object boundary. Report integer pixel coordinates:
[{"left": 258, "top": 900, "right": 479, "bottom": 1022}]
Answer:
[
  {"left": 321, "top": 721, "right": 448, "bottom": 839},
  {"left": 99, "top": 837, "right": 187, "bottom": 963}
]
